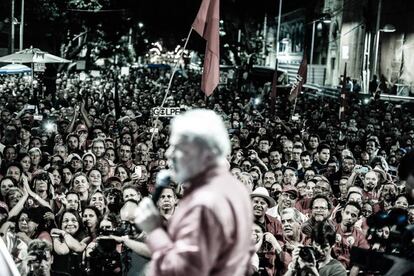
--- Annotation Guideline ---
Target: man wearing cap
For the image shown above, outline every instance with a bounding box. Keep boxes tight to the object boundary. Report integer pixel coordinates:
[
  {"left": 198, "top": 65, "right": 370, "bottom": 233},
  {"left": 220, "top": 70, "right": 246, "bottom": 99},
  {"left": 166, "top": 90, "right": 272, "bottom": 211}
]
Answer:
[
  {"left": 267, "top": 186, "right": 307, "bottom": 223},
  {"left": 66, "top": 153, "right": 82, "bottom": 172},
  {"left": 251, "top": 187, "right": 283, "bottom": 240}
]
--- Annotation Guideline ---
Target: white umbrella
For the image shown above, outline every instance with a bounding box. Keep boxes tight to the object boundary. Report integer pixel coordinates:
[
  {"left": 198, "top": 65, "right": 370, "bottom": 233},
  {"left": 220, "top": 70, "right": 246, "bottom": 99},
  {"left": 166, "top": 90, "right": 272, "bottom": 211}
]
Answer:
[
  {"left": 0, "top": 47, "right": 71, "bottom": 64},
  {"left": 0, "top": 64, "right": 32, "bottom": 75},
  {"left": 0, "top": 47, "right": 71, "bottom": 110}
]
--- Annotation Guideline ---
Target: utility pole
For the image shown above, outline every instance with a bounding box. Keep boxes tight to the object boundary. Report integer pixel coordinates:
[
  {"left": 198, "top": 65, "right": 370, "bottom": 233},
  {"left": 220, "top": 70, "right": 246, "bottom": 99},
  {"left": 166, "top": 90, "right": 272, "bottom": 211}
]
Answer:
[
  {"left": 20, "top": 0, "right": 24, "bottom": 50},
  {"left": 10, "top": 0, "right": 15, "bottom": 53},
  {"left": 373, "top": 0, "right": 382, "bottom": 77},
  {"left": 271, "top": 0, "right": 282, "bottom": 114},
  {"left": 276, "top": 0, "right": 282, "bottom": 62}
]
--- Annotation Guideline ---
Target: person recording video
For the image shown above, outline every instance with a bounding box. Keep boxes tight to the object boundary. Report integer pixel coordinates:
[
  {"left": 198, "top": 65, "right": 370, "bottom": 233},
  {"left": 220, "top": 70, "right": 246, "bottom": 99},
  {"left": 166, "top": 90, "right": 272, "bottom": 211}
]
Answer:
[
  {"left": 24, "top": 239, "right": 68, "bottom": 276},
  {"left": 284, "top": 222, "right": 346, "bottom": 276}
]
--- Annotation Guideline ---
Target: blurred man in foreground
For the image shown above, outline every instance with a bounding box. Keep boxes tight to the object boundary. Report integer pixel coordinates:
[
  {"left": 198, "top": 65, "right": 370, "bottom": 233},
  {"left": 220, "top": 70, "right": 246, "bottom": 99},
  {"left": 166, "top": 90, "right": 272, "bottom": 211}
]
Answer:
[{"left": 134, "top": 109, "right": 254, "bottom": 275}]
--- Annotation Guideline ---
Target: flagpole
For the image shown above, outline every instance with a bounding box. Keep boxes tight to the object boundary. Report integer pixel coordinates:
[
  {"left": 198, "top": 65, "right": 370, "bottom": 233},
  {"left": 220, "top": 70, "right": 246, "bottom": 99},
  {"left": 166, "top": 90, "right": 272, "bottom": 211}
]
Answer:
[
  {"left": 150, "top": 27, "right": 193, "bottom": 143},
  {"left": 271, "top": 0, "right": 282, "bottom": 115},
  {"left": 291, "top": 96, "right": 298, "bottom": 121}
]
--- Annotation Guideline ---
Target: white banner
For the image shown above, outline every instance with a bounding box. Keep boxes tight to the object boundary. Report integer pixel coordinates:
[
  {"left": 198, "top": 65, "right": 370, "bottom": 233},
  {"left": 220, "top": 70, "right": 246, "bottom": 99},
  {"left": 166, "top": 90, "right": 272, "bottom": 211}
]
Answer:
[{"left": 151, "top": 107, "right": 181, "bottom": 117}]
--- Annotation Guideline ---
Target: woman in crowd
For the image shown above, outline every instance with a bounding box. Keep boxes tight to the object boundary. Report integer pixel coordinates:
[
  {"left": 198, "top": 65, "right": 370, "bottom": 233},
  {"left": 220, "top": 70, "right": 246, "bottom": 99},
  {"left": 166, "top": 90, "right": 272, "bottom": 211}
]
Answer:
[
  {"left": 104, "top": 148, "right": 117, "bottom": 164},
  {"left": 19, "top": 153, "right": 32, "bottom": 176},
  {"left": 72, "top": 172, "right": 90, "bottom": 209},
  {"left": 30, "top": 172, "right": 54, "bottom": 208},
  {"left": 62, "top": 165, "right": 74, "bottom": 189},
  {"left": 15, "top": 207, "right": 53, "bottom": 245},
  {"left": 82, "top": 152, "right": 96, "bottom": 173},
  {"left": 82, "top": 205, "right": 102, "bottom": 241},
  {"left": 115, "top": 165, "right": 131, "bottom": 183},
  {"left": 89, "top": 190, "right": 107, "bottom": 216},
  {"left": 51, "top": 210, "right": 88, "bottom": 275},
  {"left": 87, "top": 168, "right": 103, "bottom": 194},
  {"left": 0, "top": 176, "right": 17, "bottom": 202}
]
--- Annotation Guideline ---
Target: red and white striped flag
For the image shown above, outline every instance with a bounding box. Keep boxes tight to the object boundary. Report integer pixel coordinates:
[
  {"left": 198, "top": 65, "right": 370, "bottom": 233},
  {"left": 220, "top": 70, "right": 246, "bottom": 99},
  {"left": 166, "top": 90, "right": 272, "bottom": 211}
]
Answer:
[
  {"left": 192, "top": 0, "right": 220, "bottom": 96},
  {"left": 288, "top": 54, "right": 307, "bottom": 102}
]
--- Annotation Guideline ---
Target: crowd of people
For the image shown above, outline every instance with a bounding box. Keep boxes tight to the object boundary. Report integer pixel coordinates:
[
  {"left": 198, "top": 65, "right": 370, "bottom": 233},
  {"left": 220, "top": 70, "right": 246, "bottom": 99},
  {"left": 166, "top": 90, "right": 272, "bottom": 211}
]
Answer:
[{"left": 0, "top": 63, "right": 414, "bottom": 276}]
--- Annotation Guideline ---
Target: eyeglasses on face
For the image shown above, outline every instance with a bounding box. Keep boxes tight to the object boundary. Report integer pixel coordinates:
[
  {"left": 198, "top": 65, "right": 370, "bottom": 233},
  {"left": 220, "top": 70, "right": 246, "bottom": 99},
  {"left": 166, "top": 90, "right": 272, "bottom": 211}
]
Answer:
[
  {"left": 281, "top": 193, "right": 297, "bottom": 200},
  {"left": 312, "top": 206, "right": 328, "bottom": 211}
]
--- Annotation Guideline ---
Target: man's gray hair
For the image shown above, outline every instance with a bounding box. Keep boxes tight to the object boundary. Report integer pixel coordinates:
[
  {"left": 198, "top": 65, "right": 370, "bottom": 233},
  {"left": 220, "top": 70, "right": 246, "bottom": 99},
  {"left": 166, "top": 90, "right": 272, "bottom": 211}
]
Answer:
[
  {"left": 281, "top": 207, "right": 303, "bottom": 224},
  {"left": 53, "top": 144, "right": 67, "bottom": 154},
  {"left": 171, "top": 109, "right": 231, "bottom": 162}
]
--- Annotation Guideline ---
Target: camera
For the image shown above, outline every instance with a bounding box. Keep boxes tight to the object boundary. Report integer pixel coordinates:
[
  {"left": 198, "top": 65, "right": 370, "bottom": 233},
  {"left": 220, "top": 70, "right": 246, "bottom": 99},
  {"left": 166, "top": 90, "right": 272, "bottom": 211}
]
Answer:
[
  {"left": 93, "top": 221, "right": 135, "bottom": 255},
  {"left": 28, "top": 250, "right": 48, "bottom": 264},
  {"left": 86, "top": 222, "right": 134, "bottom": 276},
  {"left": 27, "top": 250, "right": 50, "bottom": 276},
  {"left": 351, "top": 208, "right": 414, "bottom": 274},
  {"left": 299, "top": 246, "right": 319, "bottom": 263},
  {"left": 98, "top": 220, "right": 133, "bottom": 237}
]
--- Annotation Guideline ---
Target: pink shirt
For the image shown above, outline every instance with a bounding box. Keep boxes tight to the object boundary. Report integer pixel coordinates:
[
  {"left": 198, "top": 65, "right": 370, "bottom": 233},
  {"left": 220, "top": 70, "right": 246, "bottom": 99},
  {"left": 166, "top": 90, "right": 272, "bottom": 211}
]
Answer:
[{"left": 147, "top": 167, "right": 254, "bottom": 276}]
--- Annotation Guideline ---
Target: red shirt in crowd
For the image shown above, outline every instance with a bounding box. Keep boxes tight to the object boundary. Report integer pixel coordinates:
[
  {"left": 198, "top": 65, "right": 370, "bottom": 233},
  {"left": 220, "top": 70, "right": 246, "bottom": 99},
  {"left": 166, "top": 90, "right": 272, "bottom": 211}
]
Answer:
[{"left": 333, "top": 223, "right": 369, "bottom": 268}]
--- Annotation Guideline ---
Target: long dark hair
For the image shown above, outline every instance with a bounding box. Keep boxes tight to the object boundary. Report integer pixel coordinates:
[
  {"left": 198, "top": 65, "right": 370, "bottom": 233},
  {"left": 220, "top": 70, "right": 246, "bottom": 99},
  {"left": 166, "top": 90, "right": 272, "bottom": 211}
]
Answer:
[
  {"left": 31, "top": 171, "right": 53, "bottom": 200},
  {"left": 16, "top": 207, "right": 54, "bottom": 238},
  {"left": 82, "top": 205, "right": 103, "bottom": 238},
  {"left": 0, "top": 176, "right": 17, "bottom": 202},
  {"left": 58, "top": 209, "right": 86, "bottom": 241}
]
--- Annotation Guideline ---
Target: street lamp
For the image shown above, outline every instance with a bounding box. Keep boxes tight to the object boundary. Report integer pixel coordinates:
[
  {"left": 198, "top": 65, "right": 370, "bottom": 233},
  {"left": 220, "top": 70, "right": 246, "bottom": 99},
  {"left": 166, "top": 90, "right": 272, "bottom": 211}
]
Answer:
[
  {"left": 309, "top": 14, "right": 331, "bottom": 83},
  {"left": 310, "top": 14, "right": 331, "bottom": 66},
  {"left": 373, "top": 24, "right": 396, "bottom": 76},
  {"left": 9, "top": 0, "right": 24, "bottom": 53}
]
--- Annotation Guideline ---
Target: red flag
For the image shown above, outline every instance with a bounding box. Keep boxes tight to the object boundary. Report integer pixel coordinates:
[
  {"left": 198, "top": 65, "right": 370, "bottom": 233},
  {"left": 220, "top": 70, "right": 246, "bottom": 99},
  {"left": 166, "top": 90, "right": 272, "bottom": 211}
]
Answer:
[
  {"left": 192, "top": 0, "right": 220, "bottom": 96},
  {"left": 288, "top": 54, "right": 307, "bottom": 102},
  {"left": 339, "top": 63, "right": 347, "bottom": 120}
]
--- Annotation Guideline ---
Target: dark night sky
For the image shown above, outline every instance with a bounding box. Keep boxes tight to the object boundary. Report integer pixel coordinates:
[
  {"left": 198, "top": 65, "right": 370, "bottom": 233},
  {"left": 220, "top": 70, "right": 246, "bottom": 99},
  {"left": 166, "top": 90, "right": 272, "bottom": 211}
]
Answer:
[
  {"left": 126, "top": 0, "right": 317, "bottom": 45},
  {"left": 0, "top": 0, "right": 319, "bottom": 51}
]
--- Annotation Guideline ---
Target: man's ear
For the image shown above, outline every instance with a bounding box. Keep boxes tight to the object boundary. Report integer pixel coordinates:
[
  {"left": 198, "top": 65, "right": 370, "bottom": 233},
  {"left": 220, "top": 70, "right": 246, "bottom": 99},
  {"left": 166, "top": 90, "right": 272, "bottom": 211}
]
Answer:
[{"left": 199, "top": 148, "right": 216, "bottom": 166}]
